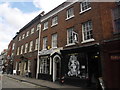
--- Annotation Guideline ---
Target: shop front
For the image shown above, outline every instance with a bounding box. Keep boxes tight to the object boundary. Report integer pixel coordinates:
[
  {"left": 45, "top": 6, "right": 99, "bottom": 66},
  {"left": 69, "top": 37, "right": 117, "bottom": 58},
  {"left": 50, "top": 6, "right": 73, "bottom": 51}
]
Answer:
[
  {"left": 101, "top": 39, "right": 120, "bottom": 88},
  {"left": 38, "top": 47, "right": 63, "bottom": 81},
  {"left": 60, "top": 44, "right": 102, "bottom": 87}
]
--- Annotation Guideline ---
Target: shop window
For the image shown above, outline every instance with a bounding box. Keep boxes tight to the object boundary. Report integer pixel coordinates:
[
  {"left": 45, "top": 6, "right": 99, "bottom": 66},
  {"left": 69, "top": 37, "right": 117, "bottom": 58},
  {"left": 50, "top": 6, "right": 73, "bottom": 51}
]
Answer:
[
  {"left": 40, "top": 57, "right": 50, "bottom": 74},
  {"left": 28, "top": 60, "right": 31, "bottom": 72},
  {"left": 113, "top": 6, "right": 120, "bottom": 33},
  {"left": 65, "top": 53, "right": 88, "bottom": 79}
]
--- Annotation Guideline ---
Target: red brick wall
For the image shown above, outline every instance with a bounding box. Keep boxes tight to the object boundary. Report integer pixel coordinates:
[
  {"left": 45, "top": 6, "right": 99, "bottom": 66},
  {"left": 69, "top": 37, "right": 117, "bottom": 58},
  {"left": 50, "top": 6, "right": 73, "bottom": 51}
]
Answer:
[{"left": 40, "top": 2, "right": 116, "bottom": 50}]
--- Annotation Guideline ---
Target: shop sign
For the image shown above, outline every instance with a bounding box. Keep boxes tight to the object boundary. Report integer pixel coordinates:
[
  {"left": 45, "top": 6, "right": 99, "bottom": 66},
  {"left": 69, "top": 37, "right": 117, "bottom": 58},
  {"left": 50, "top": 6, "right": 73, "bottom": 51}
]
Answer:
[{"left": 110, "top": 53, "right": 120, "bottom": 61}]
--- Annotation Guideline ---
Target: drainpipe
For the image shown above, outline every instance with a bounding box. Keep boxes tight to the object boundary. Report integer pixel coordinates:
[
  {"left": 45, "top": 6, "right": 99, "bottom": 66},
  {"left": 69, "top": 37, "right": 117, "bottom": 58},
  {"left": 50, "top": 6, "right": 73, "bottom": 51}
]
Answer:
[{"left": 36, "top": 23, "right": 41, "bottom": 79}]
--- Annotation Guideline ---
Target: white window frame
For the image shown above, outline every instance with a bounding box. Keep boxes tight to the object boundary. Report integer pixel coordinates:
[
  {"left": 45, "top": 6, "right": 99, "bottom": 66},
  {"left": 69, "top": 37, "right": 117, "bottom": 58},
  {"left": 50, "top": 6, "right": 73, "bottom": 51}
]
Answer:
[
  {"left": 20, "top": 45, "right": 24, "bottom": 54},
  {"left": 66, "top": 7, "right": 74, "bottom": 20},
  {"left": 24, "top": 43, "right": 28, "bottom": 53},
  {"left": 43, "top": 37, "right": 47, "bottom": 50},
  {"left": 36, "top": 24, "right": 40, "bottom": 31},
  {"left": 51, "top": 34, "right": 57, "bottom": 48},
  {"left": 51, "top": 16, "right": 58, "bottom": 27},
  {"left": 19, "top": 36, "right": 21, "bottom": 41},
  {"left": 35, "top": 38, "right": 39, "bottom": 50},
  {"left": 29, "top": 41, "right": 33, "bottom": 52},
  {"left": 12, "top": 43, "right": 15, "bottom": 50},
  {"left": 67, "top": 27, "right": 75, "bottom": 45},
  {"left": 80, "top": 0, "right": 91, "bottom": 14},
  {"left": 28, "top": 60, "right": 31, "bottom": 72},
  {"left": 43, "top": 21, "right": 48, "bottom": 30},
  {"left": 26, "top": 31, "right": 29, "bottom": 37},
  {"left": 40, "top": 58, "right": 49, "bottom": 74},
  {"left": 31, "top": 28, "right": 34, "bottom": 34},
  {"left": 82, "top": 20, "right": 94, "bottom": 43},
  {"left": 17, "top": 47, "right": 20, "bottom": 55},
  {"left": 22, "top": 34, "right": 25, "bottom": 39}
]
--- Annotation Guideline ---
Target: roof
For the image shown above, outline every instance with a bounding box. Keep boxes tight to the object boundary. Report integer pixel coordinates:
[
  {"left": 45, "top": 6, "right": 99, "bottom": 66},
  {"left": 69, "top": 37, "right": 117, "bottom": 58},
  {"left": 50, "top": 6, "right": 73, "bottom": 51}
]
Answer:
[{"left": 18, "top": 14, "right": 41, "bottom": 34}]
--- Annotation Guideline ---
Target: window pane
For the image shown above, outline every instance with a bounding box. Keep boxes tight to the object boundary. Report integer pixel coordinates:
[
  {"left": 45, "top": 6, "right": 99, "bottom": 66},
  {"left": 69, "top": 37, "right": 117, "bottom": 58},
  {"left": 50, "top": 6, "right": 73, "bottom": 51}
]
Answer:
[
  {"left": 67, "top": 7, "right": 74, "bottom": 18},
  {"left": 115, "top": 19, "right": 120, "bottom": 32},
  {"left": 67, "top": 27, "right": 74, "bottom": 44},
  {"left": 80, "top": 0, "right": 91, "bottom": 12},
  {"left": 82, "top": 21, "right": 93, "bottom": 41},
  {"left": 52, "top": 34, "right": 57, "bottom": 48},
  {"left": 43, "top": 37, "right": 47, "bottom": 49}
]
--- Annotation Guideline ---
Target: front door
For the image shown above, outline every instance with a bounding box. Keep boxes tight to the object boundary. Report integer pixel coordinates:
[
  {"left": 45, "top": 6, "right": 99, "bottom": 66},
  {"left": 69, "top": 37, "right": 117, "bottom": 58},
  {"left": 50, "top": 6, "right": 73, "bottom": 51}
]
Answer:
[
  {"left": 87, "top": 52, "right": 102, "bottom": 85},
  {"left": 53, "top": 55, "right": 61, "bottom": 82}
]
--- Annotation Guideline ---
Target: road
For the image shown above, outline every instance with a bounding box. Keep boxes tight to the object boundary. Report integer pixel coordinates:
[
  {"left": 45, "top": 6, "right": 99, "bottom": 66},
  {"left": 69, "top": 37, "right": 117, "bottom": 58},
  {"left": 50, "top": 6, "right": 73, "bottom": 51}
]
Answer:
[{"left": 1, "top": 75, "right": 49, "bottom": 89}]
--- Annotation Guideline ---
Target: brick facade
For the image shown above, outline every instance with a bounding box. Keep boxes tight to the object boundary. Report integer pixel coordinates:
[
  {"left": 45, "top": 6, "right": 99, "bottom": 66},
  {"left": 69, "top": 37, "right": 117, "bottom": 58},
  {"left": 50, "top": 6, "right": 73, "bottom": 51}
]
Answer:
[{"left": 7, "top": 1, "right": 120, "bottom": 89}]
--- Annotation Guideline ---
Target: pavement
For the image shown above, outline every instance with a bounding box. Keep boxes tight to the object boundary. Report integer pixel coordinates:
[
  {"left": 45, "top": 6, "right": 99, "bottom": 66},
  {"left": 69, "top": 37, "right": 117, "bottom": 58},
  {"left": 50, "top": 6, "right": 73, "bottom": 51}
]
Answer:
[{"left": 4, "top": 74, "right": 92, "bottom": 90}]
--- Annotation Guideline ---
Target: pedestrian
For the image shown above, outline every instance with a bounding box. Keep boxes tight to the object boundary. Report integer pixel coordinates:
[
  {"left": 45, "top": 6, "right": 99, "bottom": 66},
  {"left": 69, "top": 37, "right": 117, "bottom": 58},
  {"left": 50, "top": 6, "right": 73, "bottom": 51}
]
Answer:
[{"left": 2, "top": 68, "right": 5, "bottom": 74}]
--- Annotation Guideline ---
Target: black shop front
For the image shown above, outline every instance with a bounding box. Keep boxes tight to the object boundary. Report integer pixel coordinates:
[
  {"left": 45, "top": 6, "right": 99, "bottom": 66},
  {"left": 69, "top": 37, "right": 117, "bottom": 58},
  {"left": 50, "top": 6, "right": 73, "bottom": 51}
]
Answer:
[
  {"left": 101, "top": 39, "right": 120, "bottom": 89},
  {"left": 60, "top": 44, "right": 102, "bottom": 87}
]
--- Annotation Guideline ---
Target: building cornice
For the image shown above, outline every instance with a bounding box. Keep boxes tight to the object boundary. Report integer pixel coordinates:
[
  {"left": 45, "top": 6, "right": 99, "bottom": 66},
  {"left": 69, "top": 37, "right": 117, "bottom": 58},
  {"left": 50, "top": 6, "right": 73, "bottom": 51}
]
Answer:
[{"left": 41, "top": 0, "right": 78, "bottom": 22}]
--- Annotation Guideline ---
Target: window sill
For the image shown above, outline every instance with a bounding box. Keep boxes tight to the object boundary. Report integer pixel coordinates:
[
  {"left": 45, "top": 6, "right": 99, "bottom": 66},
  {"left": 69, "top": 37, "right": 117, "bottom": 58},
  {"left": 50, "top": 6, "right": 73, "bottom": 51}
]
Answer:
[
  {"left": 36, "top": 29, "right": 39, "bottom": 31},
  {"left": 43, "top": 28, "right": 48, "bottom": 31},
  {"left": 51, "top": 23, "right": 58, "bottom": 27},
  {"left": 81, "top": 39, "right": 95, "bottom": 43},
  {"left": 42, "top": 49, "right": 47, "bottom": 51},
  {"left": 65, "top": 43, "right": 76, "bottom": 47},
  {"left": 66, "top": 15, "right": 75, "bottom": 21},
  {"left": 80, "top": 7, "right": 91, "bottom": 14}
]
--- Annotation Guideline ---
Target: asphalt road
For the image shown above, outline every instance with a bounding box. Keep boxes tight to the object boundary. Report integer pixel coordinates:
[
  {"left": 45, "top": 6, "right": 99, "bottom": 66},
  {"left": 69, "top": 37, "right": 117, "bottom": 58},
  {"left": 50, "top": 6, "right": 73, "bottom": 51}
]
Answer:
[{"left": 1, "top": 75, "right": 49, "bottom": 89}]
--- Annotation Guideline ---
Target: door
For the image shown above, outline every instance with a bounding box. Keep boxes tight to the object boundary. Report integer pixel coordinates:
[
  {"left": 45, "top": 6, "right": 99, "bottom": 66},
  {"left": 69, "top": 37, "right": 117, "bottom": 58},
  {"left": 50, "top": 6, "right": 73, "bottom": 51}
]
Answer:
[{"left": 53, "top": 55, "right": 61, "bottom": 82}]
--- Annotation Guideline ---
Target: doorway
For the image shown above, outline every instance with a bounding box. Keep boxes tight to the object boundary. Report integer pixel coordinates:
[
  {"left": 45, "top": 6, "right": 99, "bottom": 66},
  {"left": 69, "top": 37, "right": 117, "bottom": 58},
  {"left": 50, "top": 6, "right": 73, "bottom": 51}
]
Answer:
[
  {"left": 87, "top": 52, "right": 102, "bottom": 87},
  {"left": 53, "top": 55, "right": 61, "bottom": 82}
]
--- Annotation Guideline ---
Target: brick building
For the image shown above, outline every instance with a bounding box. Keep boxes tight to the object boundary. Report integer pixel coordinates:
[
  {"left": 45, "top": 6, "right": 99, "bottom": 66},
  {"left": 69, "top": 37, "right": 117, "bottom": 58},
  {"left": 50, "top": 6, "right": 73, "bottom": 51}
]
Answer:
[
  {"left": 36, "top": 1, "right": 120, "bottom": 88},
  {"left": 9, "top": 1, "right": 120, "bottom": 89},
  {"left": 13, "top": 14, "right": 41, "bottom": 78}
]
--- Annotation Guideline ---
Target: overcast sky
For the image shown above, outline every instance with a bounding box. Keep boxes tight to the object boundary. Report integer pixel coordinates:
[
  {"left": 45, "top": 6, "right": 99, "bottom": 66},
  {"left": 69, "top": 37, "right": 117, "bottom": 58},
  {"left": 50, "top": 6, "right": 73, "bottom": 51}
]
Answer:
[{"left": 0, "top": 0, "right": 66, "bottom": 53}]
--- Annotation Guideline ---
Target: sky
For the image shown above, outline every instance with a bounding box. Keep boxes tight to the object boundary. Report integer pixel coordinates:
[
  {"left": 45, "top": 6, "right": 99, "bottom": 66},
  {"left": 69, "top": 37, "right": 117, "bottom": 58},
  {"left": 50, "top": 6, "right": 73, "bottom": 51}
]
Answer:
[{"left": 0, "top": 0, "right": 66, "bottom": 53}]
